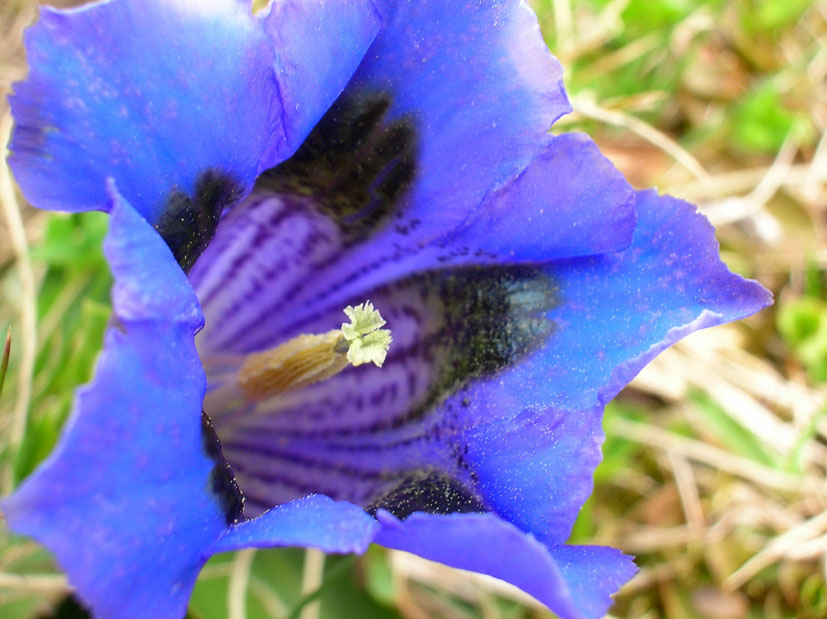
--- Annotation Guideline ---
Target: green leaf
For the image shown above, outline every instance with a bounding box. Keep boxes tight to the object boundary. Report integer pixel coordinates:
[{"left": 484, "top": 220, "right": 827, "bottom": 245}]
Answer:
[
  {"left": 778, "top": 297, "right": 827, "bottom": 382},
  {"left": 29, "top": 212, "right": 109, "bottom": 269},
  {"left": 568, "top": 495, "right": 596, "bottom": 544},
  {"left": 191, "top": 550, "right": 400, "bottom": 619},
  {"left": 732, "top": 83, "right": 804, "bottom": 154},
  {"left": 363, "top": 547, "right": 397, "bottom": 606},
  {"left": 743, "top": 0, "right": 813, "bottom": 33},
  {"left": 621, "top": 0, "right": 697, "bottom": 33},
  {"left": 689, "top": 391, "right": 779, "bottom": 467},
  {"left": 595, "top": 401, "right": 643, "bottom": 483},
  {"left": 12, "top": 212, "right": 112, "bottom": 486},
  {"left": 786, "top": 405, "right": 827, "bottom": 473}
]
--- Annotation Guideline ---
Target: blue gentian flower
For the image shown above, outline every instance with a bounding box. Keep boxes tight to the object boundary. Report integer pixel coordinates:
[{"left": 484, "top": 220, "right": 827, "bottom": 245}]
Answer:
[{"left": 2, "top": 0, "right": 771, "bottom": 617}]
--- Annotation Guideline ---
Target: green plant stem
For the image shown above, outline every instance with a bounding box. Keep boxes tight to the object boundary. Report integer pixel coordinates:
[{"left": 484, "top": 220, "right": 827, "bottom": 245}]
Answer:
[{"left": 285, "top": 555, "right": 357, "bottom": 619}]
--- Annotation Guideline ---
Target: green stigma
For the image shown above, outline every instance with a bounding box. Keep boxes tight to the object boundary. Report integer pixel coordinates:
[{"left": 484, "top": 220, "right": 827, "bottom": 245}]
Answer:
[{"left": 341, "top": 301, "right": 393, "bottom": 367}]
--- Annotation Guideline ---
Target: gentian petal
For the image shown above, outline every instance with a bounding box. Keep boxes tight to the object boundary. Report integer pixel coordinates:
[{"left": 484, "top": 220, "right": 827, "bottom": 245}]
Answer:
[
  {"left": 348, "top": 0, "right": 573, "bottom": 239},
  {"left": 550, "top": 545, "right": 640, "bottom": 619},
  {"left": 374, "top": 510, "right": 637, "bottom": 619},
  {"left": 1, "top": 185, "right": 227, "bottom": 618},
  {"left": 448, "top": 132, "right": 636, "bottom": 260},
  {"left": 260, "top": 0, "right": 383, "bottom": 153},
  {"left": 191, "top": 0, "right": 637, "bottom": 353},
  {"left": 461, "top": 401, "right": 604, "bottom": 546},
  {"left": 11, "top": 0, "right": 278, "bottom": 221},
  {"left": 211, "top": 494, "right": 379, "bottom": 554},
  {"left": 10, "top": 0, "right": 380, "bottom": 228},
  {"left": 543, "top": 189, "right": 772, "bottom": 411},
  {"left": 456, "top": 190, "right": 772, "bottom": 543}
]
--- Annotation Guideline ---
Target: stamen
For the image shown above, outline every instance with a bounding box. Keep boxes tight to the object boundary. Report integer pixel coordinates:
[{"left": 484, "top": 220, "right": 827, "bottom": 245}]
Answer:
[{"left": 237, "top": 301, "right": 392, "bottom": 401}]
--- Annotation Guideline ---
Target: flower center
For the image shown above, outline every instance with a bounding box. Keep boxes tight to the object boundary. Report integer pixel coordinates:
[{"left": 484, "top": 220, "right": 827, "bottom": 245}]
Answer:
[
  {"left": 237, "top": 301, "right": 392, "bottom": 401},
  {"left": 167, "top": 90, "right": 558, "bottom": 521}
]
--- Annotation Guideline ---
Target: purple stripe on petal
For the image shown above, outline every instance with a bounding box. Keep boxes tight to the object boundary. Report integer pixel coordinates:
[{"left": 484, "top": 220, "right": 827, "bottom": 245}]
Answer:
[{"left": 192, "top": 192, "right": 344, "bottom": 354}]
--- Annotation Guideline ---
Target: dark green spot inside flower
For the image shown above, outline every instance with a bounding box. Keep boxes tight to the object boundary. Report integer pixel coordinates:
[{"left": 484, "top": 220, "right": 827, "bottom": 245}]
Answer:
[
  {"left": 155, "top": 169, "right": 244, "bottom": 271},
  {"left": 434, "top": 266, "right": 558, "bottom": 387},
  {"left": 259, "top": 93, "right": 417, "bottom": 240},
  {"left": 201, "top": 411, "right": 244, "bottom": 525},
  {"left": 366, "top": 472, "right": 486, "bottom": 519}
]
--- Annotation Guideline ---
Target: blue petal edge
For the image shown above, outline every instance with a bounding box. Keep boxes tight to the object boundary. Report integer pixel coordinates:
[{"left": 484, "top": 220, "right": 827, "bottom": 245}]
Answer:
[
  {"left": 450, "top": 189, "right": 772, "bottom": 545},
  {"left": 451, "top": 132, "right": 637, "bottom": 260},
  {"left": 375, "top": 510, "right": 637, "bottom": 619},
  {"left": 211, "top": 494, "right": 379, "bottom": 555}
]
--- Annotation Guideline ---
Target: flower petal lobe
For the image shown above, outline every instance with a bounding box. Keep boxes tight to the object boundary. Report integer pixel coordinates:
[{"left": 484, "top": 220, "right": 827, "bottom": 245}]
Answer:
[
  {"left": 260, "top": 0, "right": 383, "bottom": 162},
  {"left": 455, "top": 190, "right": 772, "bottom": 544},
  {"left": 10, "top": 0, "right": 279, "bottom": 222},
  {"left": 211, "top": 494, "right": 379, "bottom": 555},
  {"left": 1, "top": 188, "right": 225, "bottom": 618}
]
